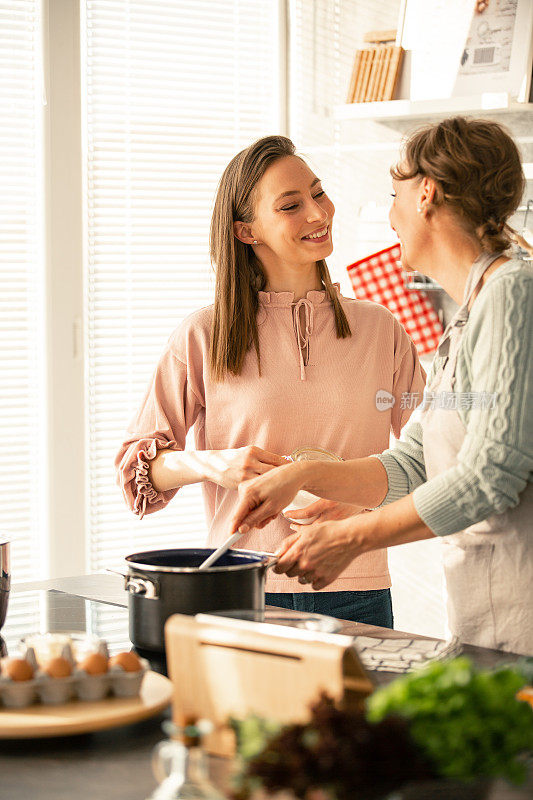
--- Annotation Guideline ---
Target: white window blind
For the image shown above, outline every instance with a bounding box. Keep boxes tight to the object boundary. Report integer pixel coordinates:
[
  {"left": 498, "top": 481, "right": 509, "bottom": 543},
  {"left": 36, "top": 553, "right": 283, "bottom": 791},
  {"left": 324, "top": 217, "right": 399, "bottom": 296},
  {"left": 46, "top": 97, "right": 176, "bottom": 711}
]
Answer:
[
  {"left": 0, "top": 0, "right": 45, "bottom": 596},
  {"left": 83, "top": 0, "right": 280, "bottom": 577}
]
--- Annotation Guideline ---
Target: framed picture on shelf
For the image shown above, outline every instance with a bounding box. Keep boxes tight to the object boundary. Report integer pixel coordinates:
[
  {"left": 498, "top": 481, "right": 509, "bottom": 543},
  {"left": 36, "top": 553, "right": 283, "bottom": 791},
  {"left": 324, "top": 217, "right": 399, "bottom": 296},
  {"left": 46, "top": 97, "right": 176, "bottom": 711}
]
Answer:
[{"left": 395, "top": 0, "right": 533, "bottom": 103}]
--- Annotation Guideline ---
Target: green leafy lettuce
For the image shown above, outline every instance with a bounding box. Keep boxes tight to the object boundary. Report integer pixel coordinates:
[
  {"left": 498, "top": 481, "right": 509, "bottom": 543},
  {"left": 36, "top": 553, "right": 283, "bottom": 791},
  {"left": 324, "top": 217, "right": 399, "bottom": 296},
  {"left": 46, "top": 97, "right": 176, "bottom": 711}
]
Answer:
[{"left": 367, "top": 657, "right": 533, "bottom": 784}]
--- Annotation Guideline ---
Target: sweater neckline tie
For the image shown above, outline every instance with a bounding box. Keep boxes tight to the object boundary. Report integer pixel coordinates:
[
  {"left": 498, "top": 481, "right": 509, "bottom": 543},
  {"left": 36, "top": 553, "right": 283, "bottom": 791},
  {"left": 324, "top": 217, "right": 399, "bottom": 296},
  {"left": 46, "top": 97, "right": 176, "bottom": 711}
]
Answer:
[{"left": 293, "top": 298, "right": 314, "bottom": 381}]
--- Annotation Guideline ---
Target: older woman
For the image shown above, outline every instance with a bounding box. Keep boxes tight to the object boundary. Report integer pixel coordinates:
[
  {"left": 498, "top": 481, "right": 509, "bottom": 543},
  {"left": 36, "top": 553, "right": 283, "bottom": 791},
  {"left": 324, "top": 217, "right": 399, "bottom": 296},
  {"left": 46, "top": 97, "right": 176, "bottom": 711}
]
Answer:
[{"left": 231, "top": 117, "right": 533, "bottom": 656}]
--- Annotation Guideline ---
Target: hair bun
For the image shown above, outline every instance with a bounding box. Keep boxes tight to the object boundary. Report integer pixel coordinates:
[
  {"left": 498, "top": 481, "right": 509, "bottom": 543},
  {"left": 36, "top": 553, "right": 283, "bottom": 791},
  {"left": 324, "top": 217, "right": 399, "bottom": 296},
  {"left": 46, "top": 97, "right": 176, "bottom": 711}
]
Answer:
[{"left": 485, "top": 219, "right": 504, "bottom": 234}]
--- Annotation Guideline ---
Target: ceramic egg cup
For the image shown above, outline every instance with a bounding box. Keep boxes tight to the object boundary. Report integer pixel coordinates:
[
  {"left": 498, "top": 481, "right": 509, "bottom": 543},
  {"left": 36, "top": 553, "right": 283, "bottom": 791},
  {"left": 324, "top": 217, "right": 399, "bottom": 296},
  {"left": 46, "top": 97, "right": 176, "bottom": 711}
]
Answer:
[
  {"left": 37, "top": 673, "right": 77, "bottom": 705},
  {"left": 75, "top": 669, "right": 111, "bottom": 702},
  {"left": 0, "top": 676, "right": 39, "bottom": 709},
  {"left": 109, "top": 658, "right": 150, "bottom": 697}
]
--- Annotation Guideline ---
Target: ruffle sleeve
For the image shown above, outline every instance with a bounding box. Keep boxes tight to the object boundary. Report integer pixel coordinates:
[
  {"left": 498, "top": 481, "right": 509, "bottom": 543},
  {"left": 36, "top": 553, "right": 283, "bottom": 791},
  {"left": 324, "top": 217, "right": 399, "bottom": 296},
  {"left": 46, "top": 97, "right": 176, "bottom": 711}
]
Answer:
[{"left": 117, "top": 437, "right": 180, "bottom": 518}]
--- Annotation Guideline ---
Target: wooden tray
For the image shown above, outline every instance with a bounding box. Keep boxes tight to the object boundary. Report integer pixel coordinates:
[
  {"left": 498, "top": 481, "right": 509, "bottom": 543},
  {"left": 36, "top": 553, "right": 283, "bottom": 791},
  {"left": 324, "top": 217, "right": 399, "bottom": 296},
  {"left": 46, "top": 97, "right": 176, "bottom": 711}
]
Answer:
[{"left": 0, "top": 671, "right": 172, "bottom": 738}]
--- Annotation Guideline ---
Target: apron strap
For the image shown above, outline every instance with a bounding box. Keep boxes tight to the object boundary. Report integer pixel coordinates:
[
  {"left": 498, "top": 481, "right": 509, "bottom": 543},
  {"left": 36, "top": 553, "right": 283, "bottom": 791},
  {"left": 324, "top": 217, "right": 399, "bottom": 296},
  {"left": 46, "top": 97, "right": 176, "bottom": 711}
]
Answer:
[
  {"left": 456, "top": 250, "right": 505, "bottom": 325},
  {"left": 435, "top": 251, "right": 504, "bottom": 360},
  {"left": 440, "top": 250, "right": 505, "bottom": 339}
]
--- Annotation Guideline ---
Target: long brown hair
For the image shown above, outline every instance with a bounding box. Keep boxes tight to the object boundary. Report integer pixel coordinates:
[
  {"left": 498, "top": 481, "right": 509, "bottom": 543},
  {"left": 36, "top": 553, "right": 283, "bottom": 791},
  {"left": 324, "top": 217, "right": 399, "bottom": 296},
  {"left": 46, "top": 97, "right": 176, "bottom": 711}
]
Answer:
[
  {"left": 391, "top": 117, "right": 525, "bottom": 253},
  {"left": 209, "top": 135, "right": 350, "bottom": 380}
]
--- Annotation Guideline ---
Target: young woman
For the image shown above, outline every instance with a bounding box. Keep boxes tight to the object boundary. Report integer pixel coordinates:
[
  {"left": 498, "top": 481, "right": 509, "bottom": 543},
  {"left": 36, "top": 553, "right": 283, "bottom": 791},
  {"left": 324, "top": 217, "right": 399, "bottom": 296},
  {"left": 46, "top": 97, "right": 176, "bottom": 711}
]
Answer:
[
  {"left": 231, "top": 118, "right": 533, "bottom": 655},
  {"left": 115, "top": 135, "right": 426, "bottom": 626}
]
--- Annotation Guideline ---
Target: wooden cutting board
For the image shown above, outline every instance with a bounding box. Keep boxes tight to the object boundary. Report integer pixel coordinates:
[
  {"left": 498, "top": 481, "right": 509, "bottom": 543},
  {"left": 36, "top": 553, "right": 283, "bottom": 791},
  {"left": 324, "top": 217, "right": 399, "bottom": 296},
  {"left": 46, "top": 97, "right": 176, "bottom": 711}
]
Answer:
[{"left": 0, "top": 671, "right": 172, "bottom": 738}]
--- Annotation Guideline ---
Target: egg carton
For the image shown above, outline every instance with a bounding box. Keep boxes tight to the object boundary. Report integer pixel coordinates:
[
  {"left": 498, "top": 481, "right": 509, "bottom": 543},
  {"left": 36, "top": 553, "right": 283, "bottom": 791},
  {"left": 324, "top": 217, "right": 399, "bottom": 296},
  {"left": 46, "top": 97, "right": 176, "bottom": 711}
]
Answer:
[{"left": 0, "top": 641, "right": 149, "bottom": 708}]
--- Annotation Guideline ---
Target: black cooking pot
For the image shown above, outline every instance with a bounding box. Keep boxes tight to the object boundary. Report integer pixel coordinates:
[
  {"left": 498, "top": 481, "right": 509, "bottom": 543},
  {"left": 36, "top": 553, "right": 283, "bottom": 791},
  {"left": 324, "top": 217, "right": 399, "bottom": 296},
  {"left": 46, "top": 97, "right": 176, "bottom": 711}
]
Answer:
[{"left": 118, "top": 548, "right": 276, "bottom": 652}]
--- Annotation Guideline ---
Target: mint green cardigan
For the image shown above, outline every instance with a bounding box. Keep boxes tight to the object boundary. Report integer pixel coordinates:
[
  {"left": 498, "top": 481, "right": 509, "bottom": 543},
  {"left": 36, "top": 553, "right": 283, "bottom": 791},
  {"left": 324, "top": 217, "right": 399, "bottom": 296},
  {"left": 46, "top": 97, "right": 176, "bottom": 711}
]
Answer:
[{"left": 376, "top": 258, "right": 533, "bottom": 536}]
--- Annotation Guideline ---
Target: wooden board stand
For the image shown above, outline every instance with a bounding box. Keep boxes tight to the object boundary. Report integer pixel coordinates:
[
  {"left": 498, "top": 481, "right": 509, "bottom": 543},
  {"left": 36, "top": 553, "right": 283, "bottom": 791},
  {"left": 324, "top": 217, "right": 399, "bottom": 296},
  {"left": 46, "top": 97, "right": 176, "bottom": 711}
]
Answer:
[{"left": 165, "top": 613, "right": 374, "bottom": 757}]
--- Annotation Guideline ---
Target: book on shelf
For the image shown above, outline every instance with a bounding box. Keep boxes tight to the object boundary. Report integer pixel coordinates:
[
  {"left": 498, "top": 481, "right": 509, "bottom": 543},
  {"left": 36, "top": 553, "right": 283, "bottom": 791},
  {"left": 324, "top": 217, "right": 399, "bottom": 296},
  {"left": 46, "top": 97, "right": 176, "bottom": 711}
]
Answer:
[
  {"left": 372, "top": 47, "right": 387, "bottom": 102},
  {"left": 383, "top": 47, "right": 404, "bottom": 101},
  {"left": 347, "top": 45, "right": 404, "bottom": 104},
  {"left": 358, "top": 48, "right": 374, "bottom": 102},
  {"left": 365, "top": 48, "right": 382, "bottom": 102},
  {"left": 346, "top": 49, "right": 363, "bottom": 103},
  {"left": 377, "top": 46, "right": 393, "bottom": 101}
]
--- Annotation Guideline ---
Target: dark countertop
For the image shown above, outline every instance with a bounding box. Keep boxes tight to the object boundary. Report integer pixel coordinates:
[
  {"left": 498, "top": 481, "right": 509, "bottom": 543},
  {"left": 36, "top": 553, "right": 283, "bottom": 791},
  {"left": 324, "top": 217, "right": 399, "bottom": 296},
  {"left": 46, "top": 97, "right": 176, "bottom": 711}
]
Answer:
[{"left": 0, "top": 574, "right": 531, "bottom": 800}]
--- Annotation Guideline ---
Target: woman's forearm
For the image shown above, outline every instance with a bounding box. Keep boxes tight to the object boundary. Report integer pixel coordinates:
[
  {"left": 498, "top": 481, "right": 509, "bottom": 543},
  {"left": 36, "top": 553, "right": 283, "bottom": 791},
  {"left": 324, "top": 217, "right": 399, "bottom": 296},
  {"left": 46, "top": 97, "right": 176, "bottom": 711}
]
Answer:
[
  {"left": 230, "top": 455, "right": 392, "bottom": 535},
  {"left": 149, "top": 445, "right": 288, "bottom": 493},
  {"left": 297, "top": 456, "right": 389, "bottom": 509},
  {"left": 148, "top": 448, "right": 213, "bottom": 492},
  {"left": 357, "top": 493, "right": 436, "bottom": 553}
]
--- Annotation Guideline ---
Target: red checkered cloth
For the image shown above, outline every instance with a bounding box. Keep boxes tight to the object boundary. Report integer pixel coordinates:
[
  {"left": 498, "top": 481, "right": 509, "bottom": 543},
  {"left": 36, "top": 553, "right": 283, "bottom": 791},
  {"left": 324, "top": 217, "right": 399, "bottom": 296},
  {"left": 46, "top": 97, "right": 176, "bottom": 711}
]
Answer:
[{"left": 347, "top": 243, "right": 443, "bottom": 356}]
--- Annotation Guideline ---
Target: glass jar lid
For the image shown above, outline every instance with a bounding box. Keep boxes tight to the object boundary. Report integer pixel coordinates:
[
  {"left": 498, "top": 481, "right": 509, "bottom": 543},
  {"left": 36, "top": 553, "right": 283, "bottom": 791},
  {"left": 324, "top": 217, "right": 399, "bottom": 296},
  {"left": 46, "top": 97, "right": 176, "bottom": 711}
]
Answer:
[{"left": 289, "top": 446, "right": 342, "bottom": 462}]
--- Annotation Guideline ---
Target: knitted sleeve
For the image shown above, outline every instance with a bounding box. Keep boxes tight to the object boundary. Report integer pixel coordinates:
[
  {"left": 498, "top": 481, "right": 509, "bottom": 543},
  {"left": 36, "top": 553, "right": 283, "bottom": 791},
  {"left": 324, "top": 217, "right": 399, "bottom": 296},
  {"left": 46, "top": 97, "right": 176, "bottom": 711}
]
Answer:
[
  {"left": 413, "top": 266, "right": 533, "bottom": 535},
  {"left": 372, "top": 354, "right": 439, "bottom": 505}
]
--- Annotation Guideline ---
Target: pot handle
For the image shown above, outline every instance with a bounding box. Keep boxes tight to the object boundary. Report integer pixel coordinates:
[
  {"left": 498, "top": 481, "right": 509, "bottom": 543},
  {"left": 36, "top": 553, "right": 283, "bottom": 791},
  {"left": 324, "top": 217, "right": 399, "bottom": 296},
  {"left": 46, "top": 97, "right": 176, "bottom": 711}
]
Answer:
[
  {"left": 106, "top": 568, "right": 159, "bottom": 599},
  {"left": 106, "top": 567, "right": 127, "bottom": 579},
  {"left": 257, "top": 553, "right": 278, "bottom": 570},
  {"left": 125, "top": 575, "right": 159, "bottom": 599}
]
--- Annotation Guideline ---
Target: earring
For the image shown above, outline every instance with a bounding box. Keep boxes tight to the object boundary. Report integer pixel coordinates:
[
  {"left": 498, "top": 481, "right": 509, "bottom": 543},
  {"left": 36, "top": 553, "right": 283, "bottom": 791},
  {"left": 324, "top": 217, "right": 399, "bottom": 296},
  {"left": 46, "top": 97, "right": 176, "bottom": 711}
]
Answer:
[
  {"left": 417, "top": 206, "right": 423, "bottom": 214},
  {"left": 253, "top": 240, "right": 258, "bottom": 244}
]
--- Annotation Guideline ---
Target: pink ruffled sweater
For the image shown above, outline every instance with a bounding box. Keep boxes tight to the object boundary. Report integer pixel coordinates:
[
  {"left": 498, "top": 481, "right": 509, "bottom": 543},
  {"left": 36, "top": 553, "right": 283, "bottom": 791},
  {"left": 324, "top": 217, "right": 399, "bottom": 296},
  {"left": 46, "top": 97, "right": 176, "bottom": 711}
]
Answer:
[{"left": 115, "top": 286, "right": 425, "bottom": 592}]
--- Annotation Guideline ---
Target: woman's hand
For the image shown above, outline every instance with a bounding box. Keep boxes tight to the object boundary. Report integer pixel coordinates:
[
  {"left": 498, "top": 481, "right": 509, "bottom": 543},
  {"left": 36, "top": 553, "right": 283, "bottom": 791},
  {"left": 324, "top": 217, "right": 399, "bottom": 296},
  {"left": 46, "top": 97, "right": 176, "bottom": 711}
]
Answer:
[
  {"left": 275, "top": 493, "right": 435, "bottom": 589},
  {"left": 204, "top": 446, "right": 287, "bottom": 491},
  {"left": 230, "top": 462, "right": 304, "bottom": 533},
  {"left": 273, "top": 516, "right": 364, "bottom": 590}
]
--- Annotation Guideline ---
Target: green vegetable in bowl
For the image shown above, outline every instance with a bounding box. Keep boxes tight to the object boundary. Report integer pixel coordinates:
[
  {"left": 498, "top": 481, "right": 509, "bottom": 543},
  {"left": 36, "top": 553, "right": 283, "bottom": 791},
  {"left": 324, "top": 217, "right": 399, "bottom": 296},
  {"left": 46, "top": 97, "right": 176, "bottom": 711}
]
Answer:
[{"left": 366, "top": 657, "right": 533, "bottom": 784}]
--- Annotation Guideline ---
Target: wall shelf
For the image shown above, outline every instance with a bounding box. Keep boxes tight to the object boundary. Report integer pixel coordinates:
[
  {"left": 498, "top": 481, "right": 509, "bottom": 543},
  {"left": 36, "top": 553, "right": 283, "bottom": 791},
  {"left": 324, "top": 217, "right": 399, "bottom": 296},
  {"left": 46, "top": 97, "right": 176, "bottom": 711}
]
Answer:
[{"left": 334, "top": 93, "right": 533, "bottom": 122}]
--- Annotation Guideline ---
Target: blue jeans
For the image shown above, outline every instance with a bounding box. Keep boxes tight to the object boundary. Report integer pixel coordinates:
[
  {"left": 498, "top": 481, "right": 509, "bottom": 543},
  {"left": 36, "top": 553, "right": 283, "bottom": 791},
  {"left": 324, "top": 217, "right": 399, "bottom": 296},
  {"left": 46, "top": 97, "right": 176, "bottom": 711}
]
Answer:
[{"left": 265, "top": 589, "right": 394, "bottom": 629}]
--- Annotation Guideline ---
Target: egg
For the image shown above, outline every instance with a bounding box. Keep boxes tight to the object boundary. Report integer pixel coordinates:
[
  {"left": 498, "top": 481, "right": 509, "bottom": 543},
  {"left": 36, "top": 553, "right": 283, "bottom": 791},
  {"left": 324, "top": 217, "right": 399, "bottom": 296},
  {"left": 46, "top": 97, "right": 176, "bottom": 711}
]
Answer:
[
  {"left": 79, "top": 652, "right": 108, "bottom": 675},
  {"left": 109, "top": 651, "right": 142, "bottom": 673},
  {"left": 44, "top": 656, "right": 72, "bottom": 679},
  {"left": 3, "top": 658, "right": 34, "bottom": 682}
]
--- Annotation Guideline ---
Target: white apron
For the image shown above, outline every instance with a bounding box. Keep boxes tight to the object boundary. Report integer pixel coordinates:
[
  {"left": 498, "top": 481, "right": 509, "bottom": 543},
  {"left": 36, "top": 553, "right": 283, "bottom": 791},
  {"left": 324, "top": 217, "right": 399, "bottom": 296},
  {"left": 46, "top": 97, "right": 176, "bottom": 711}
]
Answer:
[{"left": 419, "top": 252, "right": 533, "bottom": 656}]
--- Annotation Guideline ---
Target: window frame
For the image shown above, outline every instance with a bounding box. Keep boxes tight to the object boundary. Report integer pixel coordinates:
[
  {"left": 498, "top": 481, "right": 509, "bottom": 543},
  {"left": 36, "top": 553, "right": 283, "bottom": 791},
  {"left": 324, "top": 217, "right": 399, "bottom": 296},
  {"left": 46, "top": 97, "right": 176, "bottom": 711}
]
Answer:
[{"left": 43, "top": 0, "right": 86, "bottom": 577}]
